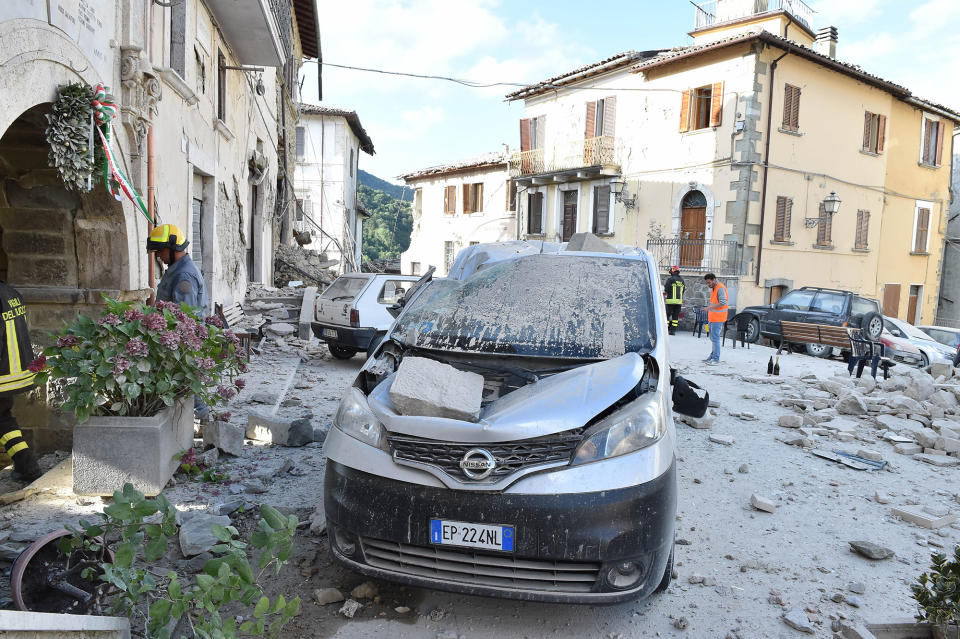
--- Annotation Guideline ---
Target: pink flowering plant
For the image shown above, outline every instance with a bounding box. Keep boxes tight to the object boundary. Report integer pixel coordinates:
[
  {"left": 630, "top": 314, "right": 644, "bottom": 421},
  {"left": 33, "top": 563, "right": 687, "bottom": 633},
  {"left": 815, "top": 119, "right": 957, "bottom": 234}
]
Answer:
[{"left": 30, "top": 297, "right": 247, "bottom": 423}]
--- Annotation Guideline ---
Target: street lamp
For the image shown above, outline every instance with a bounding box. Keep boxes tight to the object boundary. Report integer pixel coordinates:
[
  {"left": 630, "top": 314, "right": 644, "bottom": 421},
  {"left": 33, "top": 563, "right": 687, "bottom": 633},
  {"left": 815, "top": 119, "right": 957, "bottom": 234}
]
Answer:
[
  {"left": 805, "top": 191, "right": 841, "bottom": 228},
  {"left": 609, "top": 179, "right": 637, "bottom": 210}
]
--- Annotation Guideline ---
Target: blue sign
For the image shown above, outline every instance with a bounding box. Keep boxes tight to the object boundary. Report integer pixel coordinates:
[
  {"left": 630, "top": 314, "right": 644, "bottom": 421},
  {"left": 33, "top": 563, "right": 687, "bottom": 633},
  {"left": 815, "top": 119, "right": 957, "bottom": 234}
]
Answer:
[
  {"left": 430, "top": 519, "right": 442, "bottom": 544},
  {"left": 501, "top": 526, "right": 514, "bottom": 552}
]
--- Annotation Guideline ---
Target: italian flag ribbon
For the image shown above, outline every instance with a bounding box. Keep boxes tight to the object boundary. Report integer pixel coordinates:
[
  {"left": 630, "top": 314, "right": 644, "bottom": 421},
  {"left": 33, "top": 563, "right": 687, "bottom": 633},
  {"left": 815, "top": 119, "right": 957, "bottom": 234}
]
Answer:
[{"left": 92, "top": 83, "right": 152, "bottom": 224}]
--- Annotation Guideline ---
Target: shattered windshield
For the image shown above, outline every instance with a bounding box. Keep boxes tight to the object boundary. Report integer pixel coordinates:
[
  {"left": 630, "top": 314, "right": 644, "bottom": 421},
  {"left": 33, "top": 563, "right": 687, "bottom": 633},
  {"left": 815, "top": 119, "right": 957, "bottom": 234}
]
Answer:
[{"left": 392, "top": 254, "right": 656, "bottom": 358}]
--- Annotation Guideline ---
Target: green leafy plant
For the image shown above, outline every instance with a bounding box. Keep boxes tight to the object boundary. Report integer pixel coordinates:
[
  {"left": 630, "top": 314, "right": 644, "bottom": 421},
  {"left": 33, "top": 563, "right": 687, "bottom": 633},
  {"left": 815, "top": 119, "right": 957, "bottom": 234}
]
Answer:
[
  {"left": 30, "top": 297, "right": 247, "bottom": 423},
  {"left": 58, "top": 483, "right": 300, "bottom": 638},
  {"left": 45, "top": 82, "right": 99, "bottom": 191},
  {"left": 913, "top": 547, "right": 960, "bottom": 639}
]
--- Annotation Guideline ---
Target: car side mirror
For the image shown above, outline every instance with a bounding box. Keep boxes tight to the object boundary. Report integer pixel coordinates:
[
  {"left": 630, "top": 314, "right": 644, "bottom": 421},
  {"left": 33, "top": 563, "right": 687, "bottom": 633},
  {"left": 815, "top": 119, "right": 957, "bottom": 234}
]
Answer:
[{"left": 891, "top": 329, "right": 901, "bottom": 337}]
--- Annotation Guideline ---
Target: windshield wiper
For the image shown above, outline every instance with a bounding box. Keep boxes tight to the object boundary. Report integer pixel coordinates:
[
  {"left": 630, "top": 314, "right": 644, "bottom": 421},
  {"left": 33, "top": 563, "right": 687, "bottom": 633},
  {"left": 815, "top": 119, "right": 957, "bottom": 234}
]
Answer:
[{"left": 329, "top": 295, "right": 355, "bottom": 301}]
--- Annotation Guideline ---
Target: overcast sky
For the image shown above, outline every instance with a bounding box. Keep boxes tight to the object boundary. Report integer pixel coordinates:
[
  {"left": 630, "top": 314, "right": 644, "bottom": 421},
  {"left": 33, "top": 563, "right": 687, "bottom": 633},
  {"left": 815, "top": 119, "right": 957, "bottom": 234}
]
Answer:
[{"left": 298, "top": 0, "right": 960, "bottom": 183}]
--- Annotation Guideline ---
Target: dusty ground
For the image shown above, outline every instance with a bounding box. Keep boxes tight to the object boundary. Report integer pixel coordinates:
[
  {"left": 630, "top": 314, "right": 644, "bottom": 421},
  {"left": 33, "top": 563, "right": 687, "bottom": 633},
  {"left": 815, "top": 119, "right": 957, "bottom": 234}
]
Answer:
[{"left": 1, "top": 333, "right": 956, "bottom": 638}]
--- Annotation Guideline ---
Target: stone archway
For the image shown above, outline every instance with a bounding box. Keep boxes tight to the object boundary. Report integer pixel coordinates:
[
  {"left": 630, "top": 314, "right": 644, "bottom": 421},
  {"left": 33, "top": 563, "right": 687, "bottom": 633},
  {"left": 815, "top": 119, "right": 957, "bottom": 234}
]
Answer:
[{"left": 0, "top": 104, "right": 142, "bottom": 342}]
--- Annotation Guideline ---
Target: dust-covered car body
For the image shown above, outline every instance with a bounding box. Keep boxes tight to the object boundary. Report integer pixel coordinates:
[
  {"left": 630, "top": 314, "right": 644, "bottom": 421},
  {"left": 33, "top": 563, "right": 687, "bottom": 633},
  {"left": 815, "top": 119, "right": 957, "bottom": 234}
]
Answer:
[{"left": 322, "top": 239, "right": 678, "bottom": 603}]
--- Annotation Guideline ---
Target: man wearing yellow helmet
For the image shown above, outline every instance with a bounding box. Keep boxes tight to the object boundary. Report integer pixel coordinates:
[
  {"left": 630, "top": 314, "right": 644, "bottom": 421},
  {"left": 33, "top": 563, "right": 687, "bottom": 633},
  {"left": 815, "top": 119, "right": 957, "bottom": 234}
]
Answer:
[{"left": 146, "top": 224, "right": 208, "bottom": 314}]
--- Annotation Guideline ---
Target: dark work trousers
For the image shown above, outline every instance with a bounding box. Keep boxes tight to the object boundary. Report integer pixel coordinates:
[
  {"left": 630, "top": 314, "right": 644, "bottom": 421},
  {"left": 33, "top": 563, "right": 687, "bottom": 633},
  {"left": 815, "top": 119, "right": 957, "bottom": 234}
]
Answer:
[{"left": 666, "top": 304, "right": 682, "bottom": 334}]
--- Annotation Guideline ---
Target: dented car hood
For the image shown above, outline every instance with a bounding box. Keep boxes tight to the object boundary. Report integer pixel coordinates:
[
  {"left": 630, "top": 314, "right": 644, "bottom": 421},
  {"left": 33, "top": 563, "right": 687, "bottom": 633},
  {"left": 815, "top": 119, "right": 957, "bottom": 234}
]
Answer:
[{"left": 367, "top": 352, "right": 645, "bottom": 442}]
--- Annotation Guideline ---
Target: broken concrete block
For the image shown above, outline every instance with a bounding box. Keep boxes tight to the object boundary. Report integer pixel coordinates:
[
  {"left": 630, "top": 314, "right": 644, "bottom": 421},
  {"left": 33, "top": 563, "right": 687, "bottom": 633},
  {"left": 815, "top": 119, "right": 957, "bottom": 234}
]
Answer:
[
  {"left": 925, "top": 448, "right": 949, "bottom": 456},
  {"left": 709, "top": 433, "right": 734, "bottom": 446},
  {"left": 856, "top": 449, "right": 884, "bottom": 462},
  {"left": 892, "top": 505, "right": 959, "bottom": 529},
  {"left": 894, "top": 443, "right": 923, "bottom": 455},
  {"left": 905, "top": 376, "right": 936, "bottom": 402},
  {"left": 916, "top": 428, "right": 941, "bottom": 449},
  {"left": 338, "top": 599, "right": 362, "bottom": 618},
  {"left": 782, "top": 608, "right": 815, "bottom": 633},
  {"left": 778, "top": 414, "right": 802, "bottom": 429},
  {"left": 937, "top": 436, "right": 960, "bottom": 453},
  {"left": 245, "top": 409, "right": 292, "bottom": 444},
  {"left": 932, "top": 389, "right": 959, "bottom": 409},
  {"left": 930, "top": 362, "right": 955, "bottom": 380},
  {"left": 750, "top": 493, "right": 776, "bottom": 513},
  {"left": 179, "top": 513, "right": 231, "bottom": 557},
  {"left": 916, "top": 453, "right": 960, "bottom": 467},
  {"left": 265, "top": 322, "right": 296, "bottom": 337},
  {"left": 677, "top": 412, "right": 713, "bottom": 429},
  {"left": 839, "top": 621, "right": 878, "bottom": 639},
  {"left": 389, "top": 357, "right": 483, "bottom": 421},
  {"left": 874, "top": 491, "right": 891, "bottom": 504},
  {"left": 202, "top": 420, "right": 245, "bottom": 457},
  {"left": 835, "top": 392, "right": 868, "bottom": 416},
  {"left": 285, "top": 418, "right": 316, "bottom": 447},
  {"left": 565, "top": 232, "right": 617, "bottom": 253}
]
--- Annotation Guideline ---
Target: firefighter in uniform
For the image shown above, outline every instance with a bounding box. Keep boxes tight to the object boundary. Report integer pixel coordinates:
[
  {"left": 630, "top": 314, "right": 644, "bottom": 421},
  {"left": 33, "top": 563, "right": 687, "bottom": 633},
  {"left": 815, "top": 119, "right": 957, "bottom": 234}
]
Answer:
[
  {"left": 0, "top": 281, "right": 41, "bottom": 481},
  {"left": 146, "top": 224, "right": 208, "bottom": 314},
  {"left": 664, "top": 266, "right": 685, "bottom": 335}
]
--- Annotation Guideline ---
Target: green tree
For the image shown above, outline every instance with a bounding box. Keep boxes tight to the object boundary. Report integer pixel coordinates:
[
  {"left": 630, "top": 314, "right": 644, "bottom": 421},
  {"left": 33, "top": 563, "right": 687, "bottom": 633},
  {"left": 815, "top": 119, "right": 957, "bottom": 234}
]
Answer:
[{"left": 358, "top": 184, "right": 412, "bottom": 263}]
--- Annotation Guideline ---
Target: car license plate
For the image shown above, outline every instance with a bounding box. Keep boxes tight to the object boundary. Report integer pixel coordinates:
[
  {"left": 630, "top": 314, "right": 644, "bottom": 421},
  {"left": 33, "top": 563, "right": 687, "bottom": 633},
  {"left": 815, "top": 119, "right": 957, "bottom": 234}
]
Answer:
[
  {"left": 430, "top": 519, "right": 513, "bottom": 552},
  {"left": 321, "top": 328, "right": 337, "bottom": 338}
]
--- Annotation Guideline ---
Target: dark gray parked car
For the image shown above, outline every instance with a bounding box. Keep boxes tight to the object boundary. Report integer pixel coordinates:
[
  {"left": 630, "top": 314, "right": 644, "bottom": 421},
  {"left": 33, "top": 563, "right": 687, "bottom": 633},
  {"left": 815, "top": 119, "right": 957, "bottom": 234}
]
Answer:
[{"left": 739, "top": 287, "right": 883, "bottom": 357}]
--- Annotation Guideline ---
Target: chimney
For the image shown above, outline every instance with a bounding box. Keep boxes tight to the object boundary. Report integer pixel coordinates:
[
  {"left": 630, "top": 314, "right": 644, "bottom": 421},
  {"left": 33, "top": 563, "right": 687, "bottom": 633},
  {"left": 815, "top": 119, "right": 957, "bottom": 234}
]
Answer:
[{"left": 815, "top": 26, "right": 838, "bottom": 58}]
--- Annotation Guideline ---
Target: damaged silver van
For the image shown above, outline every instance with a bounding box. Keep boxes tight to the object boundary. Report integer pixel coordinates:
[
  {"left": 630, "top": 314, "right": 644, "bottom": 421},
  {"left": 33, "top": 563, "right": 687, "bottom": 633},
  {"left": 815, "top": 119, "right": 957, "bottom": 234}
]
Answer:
[{"left": 322, "top": 239, "right": 679, "bottom": 603}]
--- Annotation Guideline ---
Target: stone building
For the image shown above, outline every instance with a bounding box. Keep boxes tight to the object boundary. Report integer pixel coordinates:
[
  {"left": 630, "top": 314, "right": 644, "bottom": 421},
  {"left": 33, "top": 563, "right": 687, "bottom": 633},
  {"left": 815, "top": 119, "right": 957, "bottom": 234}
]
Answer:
[
  {"left": 399, "top": 152, "right": 517, "bottom": 276},
  {"left": 507, "top": 0, "right": 958, "bottom": 323},
  {"left": 935, "top": 129, "right": 960, "bottom": 327},
  {"left": 293, "top": 105, "right": 375, "bottom": 274},
  {"left": 0, "top": 0, "right": 318, "bottom": 452}
]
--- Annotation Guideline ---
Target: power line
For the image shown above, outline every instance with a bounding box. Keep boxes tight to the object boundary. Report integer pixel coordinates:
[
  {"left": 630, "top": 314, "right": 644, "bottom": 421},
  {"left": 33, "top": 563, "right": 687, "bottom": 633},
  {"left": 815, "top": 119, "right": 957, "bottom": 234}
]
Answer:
[{"left": 306, "top": 60, "right": 687, "bottom": 94}]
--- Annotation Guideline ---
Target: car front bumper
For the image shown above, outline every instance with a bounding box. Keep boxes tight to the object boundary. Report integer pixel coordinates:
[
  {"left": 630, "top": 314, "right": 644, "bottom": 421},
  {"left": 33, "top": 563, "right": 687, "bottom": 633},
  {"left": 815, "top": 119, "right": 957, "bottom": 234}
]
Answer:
[
  {"left": 310, "top": 322, "right": 376, "bottom": 349},
  {"left": 324, "top": 459, "right": 677, "bottom": 604}
]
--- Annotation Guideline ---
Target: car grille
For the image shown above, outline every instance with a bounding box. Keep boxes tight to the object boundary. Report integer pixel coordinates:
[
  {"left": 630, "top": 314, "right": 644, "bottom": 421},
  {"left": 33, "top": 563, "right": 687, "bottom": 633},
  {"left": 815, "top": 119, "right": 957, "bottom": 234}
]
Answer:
[
  {"left": 387, "top": 429, "right": 584, "bottom": 481},
  {"left": 360, "top": 537, "right": 601, "bottom": 593}
]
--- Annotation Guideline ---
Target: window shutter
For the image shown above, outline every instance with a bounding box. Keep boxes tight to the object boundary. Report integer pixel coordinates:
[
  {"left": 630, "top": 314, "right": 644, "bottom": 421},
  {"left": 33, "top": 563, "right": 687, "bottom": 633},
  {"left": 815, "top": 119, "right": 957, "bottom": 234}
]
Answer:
[
  {"left": 781, "top": 86, "right": 793, "bottom": 129},
  {"left": 603, "top": 96, "right": 616, "bottom": 137},
  {"left": 295, "top": 127, "right": 305, "bottom": 159},
  {"left": 444, "top": 186, "right": 449, "bottom": 214},
  {"left": 584, "top": 102, "right": 596, "bottom": 139},
  {"left": 593, "top": 186, "right": 611, "bottom": 234},
  {"left": 710, "top": 81, "right": 724, "bottom": 127},
  {"left": 520, "top": 118, "right": 531, "bottom": 152},
  {"left": 774, "top": 196, "right": 786, "bottom": 241},
  {"left": 463, "top": 184, "right": 470, "bottom": 213},
  {"left": 534, "top": 192, "right": 543, "bottom": 233},
  {"left": 476, "top": 183, "right": 483, "bottom": 212},
  {"left": 916, "top": 208, "right": 930, "bottom": 252},
  {"left": 877, "top": 115, "right": 886, "bottom": 153},
  {"left": 535, "top": 116, "right": 546, "bottom": 149},
  {"left": 862, "top": 112, "right": 872, "bottom": 151},
  {"left": 936, "top": 121, "right": 946, "bottom": 166},
  {"left": 790, "top": 85, "right": 800, "bottom": 130},
  {"left": 817, "top": 203, "right": 829, "bottom": 246},
  {"left": 679, "top": 89, "right": 691, "bottom": 132},
  {"left": 785, "top": 197, "right": 792, "bottom": 239}
]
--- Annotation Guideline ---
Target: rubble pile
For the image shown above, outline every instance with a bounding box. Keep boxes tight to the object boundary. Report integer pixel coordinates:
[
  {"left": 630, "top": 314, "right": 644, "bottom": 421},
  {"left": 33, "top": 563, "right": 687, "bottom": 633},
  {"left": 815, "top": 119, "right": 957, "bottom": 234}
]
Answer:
[{"left": 273, "top": 244, "right": 338, "bottom": 288}]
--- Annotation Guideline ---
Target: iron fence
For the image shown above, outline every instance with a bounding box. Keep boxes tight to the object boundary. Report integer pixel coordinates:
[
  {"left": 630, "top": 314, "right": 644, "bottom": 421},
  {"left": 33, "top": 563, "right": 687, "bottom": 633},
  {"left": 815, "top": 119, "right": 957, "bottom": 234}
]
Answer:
[
  {"left": 694, "top": 0, "right": 812, "bottom": 30},
  {"left": 646, "top": 237, "right": 740, "bottom": 277}
]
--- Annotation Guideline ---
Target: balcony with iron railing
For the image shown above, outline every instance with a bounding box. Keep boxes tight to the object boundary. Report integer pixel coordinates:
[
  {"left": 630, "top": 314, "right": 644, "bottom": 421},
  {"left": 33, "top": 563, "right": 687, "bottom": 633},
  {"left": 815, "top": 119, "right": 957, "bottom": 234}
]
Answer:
[
  {"left": 509, "top": 135, "right": 620, "bottom": 179},
  {"left": 646, "top": 237, "right": 741, "bottom": 277},
  {"left": 693, "top": 0, "right": 813, "bottom": 32}
]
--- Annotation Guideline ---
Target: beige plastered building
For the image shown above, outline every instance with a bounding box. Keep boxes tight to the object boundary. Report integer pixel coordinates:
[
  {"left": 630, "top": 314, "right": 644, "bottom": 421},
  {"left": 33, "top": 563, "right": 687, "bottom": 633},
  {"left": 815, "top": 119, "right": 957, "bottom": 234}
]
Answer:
[
  {"left": 400, "top": 153, "right": 518, "bottom": 276},
  {"left": 507, "top": 0, "right": 957, "bottom": 321}
]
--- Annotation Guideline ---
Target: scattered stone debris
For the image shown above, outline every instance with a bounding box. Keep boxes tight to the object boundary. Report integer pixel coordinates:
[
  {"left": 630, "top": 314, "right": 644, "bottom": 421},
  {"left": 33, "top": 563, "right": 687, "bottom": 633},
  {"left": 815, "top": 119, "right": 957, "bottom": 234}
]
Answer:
[
  {"left": 389, "top": 357, "right": 484, "bottom": 421},
  {"left": 178, "top": 512, "right": 231, "bottom": 557},
  {"left": 673, "top": 616, "right": 689, "bottom": 630},
  {"left": 709, "top": 433, "right": 734, "bottom": 446},
  {"left": 782, "top": 608, "right": 815, "bottom": 634},
  {"left": 338, "top": 599, "right": 362, "bottom": 618},
  {"left": 313, "top": 588, "right": 345, "bottom": 606},
  {"left": 350, "top": 581, "right": 379, "bottom": 600},
  {"left": 892, "top": 506, "right": 959, "bottom": 529}
]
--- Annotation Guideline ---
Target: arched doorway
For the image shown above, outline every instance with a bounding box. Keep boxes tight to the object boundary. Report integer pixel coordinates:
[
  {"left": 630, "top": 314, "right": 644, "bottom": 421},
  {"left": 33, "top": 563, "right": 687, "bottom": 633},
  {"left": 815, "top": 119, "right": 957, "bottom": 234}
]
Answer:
[
  {"left": 680, "top": 190, "right": 707, "bottom": 267},
  {"left": 0, "top": 104, "right": 134, "bottom": 342}
]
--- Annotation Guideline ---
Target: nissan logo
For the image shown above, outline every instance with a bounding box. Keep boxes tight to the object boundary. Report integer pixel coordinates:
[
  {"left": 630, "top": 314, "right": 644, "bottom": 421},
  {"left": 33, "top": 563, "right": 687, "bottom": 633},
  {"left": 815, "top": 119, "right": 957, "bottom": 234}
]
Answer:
[{"left": 460, "top": 448, "right": 496, "bottom": 480}]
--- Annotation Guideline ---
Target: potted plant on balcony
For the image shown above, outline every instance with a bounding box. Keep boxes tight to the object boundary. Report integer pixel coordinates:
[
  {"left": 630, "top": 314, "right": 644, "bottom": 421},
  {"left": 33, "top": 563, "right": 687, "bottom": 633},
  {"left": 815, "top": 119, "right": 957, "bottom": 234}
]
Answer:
[{"left": 30, "top": 297, "right": 247, "bottom": 496}]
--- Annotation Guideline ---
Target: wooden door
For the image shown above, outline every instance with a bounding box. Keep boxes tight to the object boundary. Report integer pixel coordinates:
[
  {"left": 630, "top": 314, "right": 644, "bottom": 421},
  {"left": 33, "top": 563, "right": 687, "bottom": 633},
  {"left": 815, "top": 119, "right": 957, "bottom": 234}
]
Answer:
[
  {"left": 883, "top": 284, "right": 901, "bottom": 318},
  {"left": 680, "top": 206, "right": 706, "bottom": 266},
  {"left": 907, "top": 285, "right": 920, "bottom": 324},
  {"left": 562, "top": 190, "right": 578, "bottom": 242},
  {"left": 770, "top": 285, "right": 787, "bottom": 305}
]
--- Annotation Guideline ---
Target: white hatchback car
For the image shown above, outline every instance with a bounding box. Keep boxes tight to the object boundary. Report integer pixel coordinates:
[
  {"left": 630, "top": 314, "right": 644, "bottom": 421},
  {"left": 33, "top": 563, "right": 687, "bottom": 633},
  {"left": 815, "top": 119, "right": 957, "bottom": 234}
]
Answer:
[{"left": 312, "top": 273, "right": 419, "bottom": 359}]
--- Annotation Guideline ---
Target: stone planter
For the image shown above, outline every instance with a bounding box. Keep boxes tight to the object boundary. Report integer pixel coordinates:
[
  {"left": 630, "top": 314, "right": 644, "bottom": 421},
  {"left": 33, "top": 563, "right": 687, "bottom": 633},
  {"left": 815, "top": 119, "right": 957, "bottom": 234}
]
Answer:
[{"left": 72, "top": 395, "right": 193, "bottom": 496}]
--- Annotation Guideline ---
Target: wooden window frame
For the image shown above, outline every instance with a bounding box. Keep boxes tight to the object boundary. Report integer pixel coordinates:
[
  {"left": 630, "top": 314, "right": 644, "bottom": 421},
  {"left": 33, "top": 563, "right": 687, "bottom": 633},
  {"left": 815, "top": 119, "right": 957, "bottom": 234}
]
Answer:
[
  {"left": 443, "top": 185, "right": 457, "bottom": 215},
  {"left": 782, "top": 84, "right": 801, "bottom": 132},
  {"left": 463, "top": 183, "right": 484, "bottom": 214},
  {"left": 920, "top": 116, "right": 945, "bottom": 167},
  {"left": 854, "top": 210, "right": 870, "bottom": 249},
  {"left": 815, "top": 203, "right": 833, "bottom": 247},
  {"left": 506, "top": 179, "right": 517, "bottom": 211},
  {"left": 692, "top": 86, "right": 713, "bottom": 131},
  {"left": 862, "top": 112, "right": 886, "bottom": 154},
  {"left": 912, "top": 201, "right": 932, "bottom": 253},
  {"left": 680, "top": 82, "right": 723, "bottom": 132},
  {"left": 774, "top": 196, "right": 792, "bottom": 242}
]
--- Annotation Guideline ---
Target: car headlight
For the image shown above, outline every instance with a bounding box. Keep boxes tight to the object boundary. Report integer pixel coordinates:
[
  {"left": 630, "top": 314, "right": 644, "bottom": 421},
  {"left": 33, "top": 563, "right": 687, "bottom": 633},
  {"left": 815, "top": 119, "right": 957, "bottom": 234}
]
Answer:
[
  {"left": 572, "top": 394, "right": 665, "bottom": 465},
  {"left": 334, "top": 387, "right": 384, "bottom": 448}
]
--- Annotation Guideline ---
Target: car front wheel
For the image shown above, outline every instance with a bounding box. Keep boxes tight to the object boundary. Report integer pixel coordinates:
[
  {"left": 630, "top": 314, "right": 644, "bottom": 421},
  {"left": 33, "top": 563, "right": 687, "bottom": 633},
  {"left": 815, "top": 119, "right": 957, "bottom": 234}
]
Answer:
[
  {"left": 920, "top": 353, "right": 929, "bottom": 368},
  {"left": 328, "top": 344, "right": 357, "bottom": 360},
  {"left": 805, "top": 343, "right": 833, "bottom": 358},
  {"left": 744, "top": 318, "right": 760, "bottom": 344}
]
